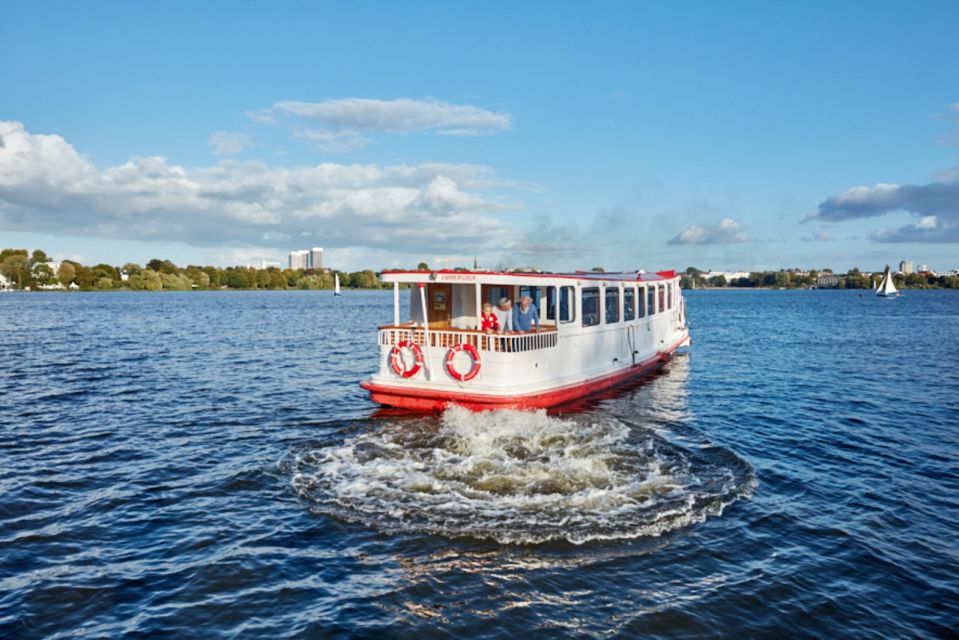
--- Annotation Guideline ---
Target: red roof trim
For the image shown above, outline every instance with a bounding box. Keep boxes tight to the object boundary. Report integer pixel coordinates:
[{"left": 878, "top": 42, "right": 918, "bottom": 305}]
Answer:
[{"left": 379, "top": 269, "right": 677, "bottom": 282}]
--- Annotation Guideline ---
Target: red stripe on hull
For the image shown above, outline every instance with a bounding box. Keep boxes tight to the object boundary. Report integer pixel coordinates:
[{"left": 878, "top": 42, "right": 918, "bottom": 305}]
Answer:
[{"left": 361, "top": 336, "right": 688, "bottom": 412}]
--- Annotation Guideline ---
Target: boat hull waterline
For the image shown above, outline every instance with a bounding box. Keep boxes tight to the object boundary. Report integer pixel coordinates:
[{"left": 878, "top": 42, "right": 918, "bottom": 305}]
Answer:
[{"left": 361, "top": 333, "right": 690, "bottom": 411}]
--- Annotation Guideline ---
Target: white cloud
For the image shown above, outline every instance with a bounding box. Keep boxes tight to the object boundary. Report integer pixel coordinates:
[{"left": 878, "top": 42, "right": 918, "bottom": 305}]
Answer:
[
  {"left": 667, "top": 218, "right": 748, "bottom": 245},
  {"left": 208, "top": 131, "right": 251, "bottom": 156},
  {"left": 809, "top": 170, "right": 959, "bottom": 243},
  {"left": 0, "top": 121, "right": 519, "bottom": 261},
  {"left": 249, "top": 98, "right": 512, "bottom": 150},
  {"left": 801, "top": 230, "right": 834, "bottom": 242}
]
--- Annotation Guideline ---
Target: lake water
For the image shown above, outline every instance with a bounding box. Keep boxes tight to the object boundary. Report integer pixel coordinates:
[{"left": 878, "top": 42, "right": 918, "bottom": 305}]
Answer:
[{"left": 1, "top": 289, "right": 957, "bottom": 638}]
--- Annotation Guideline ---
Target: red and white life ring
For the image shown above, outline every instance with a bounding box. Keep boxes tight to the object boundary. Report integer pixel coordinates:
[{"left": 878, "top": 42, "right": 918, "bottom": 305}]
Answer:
[
  {"left": 445, "top": 343, "right": 481, "bottom": 382},
  {"left": 389, "top": 340, "right": 423, "bottom": 378}
]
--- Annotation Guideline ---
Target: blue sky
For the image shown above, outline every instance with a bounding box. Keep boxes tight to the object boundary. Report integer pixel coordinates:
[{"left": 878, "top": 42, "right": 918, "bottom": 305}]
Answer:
[{"left": 1, "top": 1, "right": 957, "bottom": 272}]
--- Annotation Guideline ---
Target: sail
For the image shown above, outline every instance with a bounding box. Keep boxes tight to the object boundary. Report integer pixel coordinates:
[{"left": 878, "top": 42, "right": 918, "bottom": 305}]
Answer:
[
  {"left": 334, "top": 273, "right": 341, "bottom": 294},
  {"left": 877, "top": 270, "right": 897, "bottom": 296}
]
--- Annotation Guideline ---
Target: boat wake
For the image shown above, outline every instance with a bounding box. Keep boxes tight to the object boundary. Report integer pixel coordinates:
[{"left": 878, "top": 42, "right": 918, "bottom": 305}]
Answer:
[{"left": 286, "top": 406, "right": 755, "bottom": 545}]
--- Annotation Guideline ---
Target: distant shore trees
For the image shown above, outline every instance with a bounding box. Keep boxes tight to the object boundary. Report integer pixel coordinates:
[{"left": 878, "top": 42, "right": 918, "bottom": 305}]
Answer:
[
  {"left": 0, "top": 247, "right": 396, "bottom": 292},
  {"left": 678, "top": 266, "right": 959, "bottom": 290}
]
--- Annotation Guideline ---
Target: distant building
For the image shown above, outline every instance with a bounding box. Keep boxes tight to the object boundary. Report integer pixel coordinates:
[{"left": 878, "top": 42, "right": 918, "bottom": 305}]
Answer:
[
  {"left": 289, "top": 250, "right": 310, "bottom": 270},
  {"left": 120, "top": 270, "right": 130, "bottom": 282},
  {"left": 310, "top": 247, "right": 323, "bottom": 270},
  {"left": 918, "top": 264, "right": 930, "bottom": 273},
  {"left": 289, "top": 247, "right": 323, "bottom": 270},
  {"left": 705, "top": 271, "right": 751, "bottom": 283},
  {"left": 249, "top": 260, "right": 282, "bottom": 270},
  {"left": 0, "top": 273, "right": 12, "bottom": 290},
  {"left": 42, "top": 261, "right": 62, "bottom": 276},
  {"left": 899, "top": 260, "right": 914, "bottom": 275},
  {"left": 816, "top": 274, "right": 841, "bottom": 288}
]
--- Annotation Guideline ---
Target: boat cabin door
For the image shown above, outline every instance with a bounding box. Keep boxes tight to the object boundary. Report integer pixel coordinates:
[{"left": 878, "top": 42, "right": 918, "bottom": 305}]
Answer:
[{"left": 427, "top": 283, "right": 452, "bottom": 328}]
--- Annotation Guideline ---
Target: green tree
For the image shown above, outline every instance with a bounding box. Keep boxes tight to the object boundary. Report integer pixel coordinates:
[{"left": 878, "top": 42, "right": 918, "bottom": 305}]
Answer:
[
  {"left": 30, "top": 249, "right": 50, "bottom": 264},
  {"left": 93, "top": 263, "right": 119, "bottom": 282},
  {"left": 74, "top": 265, "right": 96, "bottom": 289},
  {"left": 417, "top": 262, "right": 429, "bottom": 271},
  {"left": 1, "top": 253, "right": 30, "bottom": 288},
  {"left": 224, "top": 268, "right": 253, "bottom": 289},
  {"left": 0, "top": 249, "right": 28, "bottom": 263},
  {"left": 159, "top": 272, "right": 192, "bottom": 290},
  {"left": 58, "top": 261, "right": 77, "bottom": 287},
  {"left": 96, "top": 277, "right": 116, "bottom": 290},
  {"left": 147, "top": 258, "right": 179, "bottom": 274},
  {"left": 268, "top": 271, "right": 286, "bottom": 289},
  {"left": 32, "top": 263, "right": 57, "bottom": 287},
  {"left": 203, "top": 266, "right": 222, "bottom": 288},
  {"left": 351, "top": 269, "right": 378, "bottom": 289},
  {"left": 184, "top": 266, "right": 210, "bottom": 289},
  {"left": 298, "top": 275, "right": 322, "bottom": 290},
  {"left": 707, "top": 275, "right": 727, "bottom": 287}
]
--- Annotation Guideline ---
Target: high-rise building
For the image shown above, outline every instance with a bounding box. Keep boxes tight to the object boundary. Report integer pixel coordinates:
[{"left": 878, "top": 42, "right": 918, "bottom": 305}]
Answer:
[
  {"left": 899, "top": 260, "right": 914, "bottom": 275},
  {"left": 918, "top": 264, "right": 929, "bottom": 273},
  {"left": 310, "top": 247, "right": 323, "bottom": 270},
  {"left": 289, "top": 250, "right": 309, "bottom": 270}
]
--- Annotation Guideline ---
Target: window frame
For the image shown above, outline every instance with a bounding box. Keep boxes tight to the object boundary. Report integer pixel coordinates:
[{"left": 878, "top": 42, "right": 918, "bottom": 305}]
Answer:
[
  {"left": 581, "top": 286, "right": 601, "bottom": 327},
  {"left": 604, "top": 285, "right": 620, "bottom": 325}
]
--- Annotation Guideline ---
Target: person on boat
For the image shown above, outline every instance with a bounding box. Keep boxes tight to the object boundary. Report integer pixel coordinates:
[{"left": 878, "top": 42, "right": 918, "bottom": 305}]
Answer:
[
  {"left": 492, "top": 297, "right": 513, "bottom": 333},
  {"left": 480, "top": 302, "right": 500, "bottom": 333},
  {"left": 513, "top": 295, "right": 539, "bottom": 333}
]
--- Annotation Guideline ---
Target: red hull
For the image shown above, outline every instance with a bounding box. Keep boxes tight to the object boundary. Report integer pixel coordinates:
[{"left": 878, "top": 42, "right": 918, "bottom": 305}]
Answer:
[{"left": 361, "top": 338, "right": 687, "bottom": 412}]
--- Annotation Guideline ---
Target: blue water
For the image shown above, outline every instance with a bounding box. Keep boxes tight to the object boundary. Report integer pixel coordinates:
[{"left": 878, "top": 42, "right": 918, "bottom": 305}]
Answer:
[{"left": 1, "top": 290, "right": 957, "bottom": 637}]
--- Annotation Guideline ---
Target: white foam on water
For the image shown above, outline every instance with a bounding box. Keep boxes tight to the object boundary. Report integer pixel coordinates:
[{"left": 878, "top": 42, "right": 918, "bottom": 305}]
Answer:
[{"left": 289, "top": 406, "right": 754, "bottom": 544}]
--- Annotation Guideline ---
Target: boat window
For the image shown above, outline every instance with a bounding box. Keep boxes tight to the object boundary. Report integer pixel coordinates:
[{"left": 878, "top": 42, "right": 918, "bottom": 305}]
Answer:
[
  {"left": 667, "top": 283, "right": 673, "bottom": 309},
  {"left": 546, "top": 285, "right": 575, "bottom": 323},
  {"left": 637, "top": 286, "right": 646, "bottom": 318},
  {"left": 624, "top": 286, "right": 635, "bottom": 320},
  {"left": 647, "top": 286, "right": 655, "bottom": 315},
  {"left": 582, "top": 287, "right": 600, "bottom": 327},
  {"left": 605, "top": 286, "right": 620, "bottom": 324},
  {"left": 658, "top": 285, "right": 665, "bottom": 313}
]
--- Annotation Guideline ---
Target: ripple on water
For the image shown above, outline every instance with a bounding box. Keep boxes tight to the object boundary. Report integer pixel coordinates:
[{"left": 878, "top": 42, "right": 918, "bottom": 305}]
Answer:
[{"left": 286, "top": 406, "right": 756, "bottom": 544}]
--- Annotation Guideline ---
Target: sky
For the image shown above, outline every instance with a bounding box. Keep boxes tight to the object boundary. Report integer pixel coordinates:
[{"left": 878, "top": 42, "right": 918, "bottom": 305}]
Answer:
[{"left": 1, "top": 1, "right": 958, "bottom": 272}]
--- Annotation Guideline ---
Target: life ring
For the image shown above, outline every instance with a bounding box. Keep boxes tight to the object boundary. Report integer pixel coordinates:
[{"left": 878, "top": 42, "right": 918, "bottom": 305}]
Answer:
[
  {"left": 445, "top": 343, "right": 481, "bottom": 382},
  {"left": 389, "top": 340, "right": 423, "bottom": 378}
]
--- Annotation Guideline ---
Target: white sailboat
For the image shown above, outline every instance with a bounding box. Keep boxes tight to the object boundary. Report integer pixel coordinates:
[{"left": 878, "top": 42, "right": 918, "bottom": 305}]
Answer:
[
  {"left": 334, "top": 273, "right": 342, "bottom": 296},
  {"left": 876, "top": 268, "right": 899, "bottom": 298}
]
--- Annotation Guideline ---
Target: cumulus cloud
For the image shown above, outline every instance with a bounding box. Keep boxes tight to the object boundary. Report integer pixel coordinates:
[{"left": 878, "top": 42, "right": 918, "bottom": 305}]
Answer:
[
  {"left": 248, "top": 98, "right": 512, "bottom": 151},
  {"left": 0, "top": 121, "right": 518, "bottom": 260},
  {"left": 208, "top": 131, "right": 251, "bottom": 156},
  {"left": 808, "top": 171, "right": 959, "bottom": 242},
  {"left": 667, "top": 218, "right": 748, "bottom": 245}
]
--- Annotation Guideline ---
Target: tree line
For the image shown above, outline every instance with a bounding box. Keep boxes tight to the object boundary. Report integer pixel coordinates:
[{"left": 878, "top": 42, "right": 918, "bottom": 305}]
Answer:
[
  {"left": 0, "top": 249, "right": 388, "bottom": 291},
  {"left": 678, "top": 267, "right": 959, "bottom": 290}
]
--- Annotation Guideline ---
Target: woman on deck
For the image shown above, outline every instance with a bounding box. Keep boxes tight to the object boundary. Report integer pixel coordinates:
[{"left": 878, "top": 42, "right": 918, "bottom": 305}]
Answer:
[{"left": 513, "top": 295, "right": 539, "bottom": 333}]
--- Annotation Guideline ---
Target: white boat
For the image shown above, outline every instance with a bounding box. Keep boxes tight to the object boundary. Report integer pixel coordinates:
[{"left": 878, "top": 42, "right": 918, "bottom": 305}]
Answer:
[
  {"left": 334, "top": 273, "right": 341, "bottom": 296},
  {"left": 361, "top": 269, "right": 690, "bottom": 411},
  {"left": 876, "top": 268, "right": 899, "bottom": 298}
]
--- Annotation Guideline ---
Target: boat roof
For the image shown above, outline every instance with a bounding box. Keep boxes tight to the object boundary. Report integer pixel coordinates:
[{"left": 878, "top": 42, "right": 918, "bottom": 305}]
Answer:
[{"left": 380, "top": 269, "right": 678, "bottom": 285}]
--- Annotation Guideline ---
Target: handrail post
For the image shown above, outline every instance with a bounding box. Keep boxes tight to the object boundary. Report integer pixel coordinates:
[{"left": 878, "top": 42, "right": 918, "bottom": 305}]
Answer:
[{"left": 418, "top": 284, "right": 433, "bottom": 380}]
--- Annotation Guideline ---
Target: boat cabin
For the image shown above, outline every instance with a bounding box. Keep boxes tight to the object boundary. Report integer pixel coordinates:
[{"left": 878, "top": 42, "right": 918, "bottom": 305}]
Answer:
[{"left": 378, "top": 269, "right": 681, "bottom": 353}]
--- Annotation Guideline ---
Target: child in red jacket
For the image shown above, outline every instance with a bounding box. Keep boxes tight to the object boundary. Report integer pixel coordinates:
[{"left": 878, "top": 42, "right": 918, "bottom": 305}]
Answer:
[{"left": 480, "top": 302, "right": 499, "bottom": 333}]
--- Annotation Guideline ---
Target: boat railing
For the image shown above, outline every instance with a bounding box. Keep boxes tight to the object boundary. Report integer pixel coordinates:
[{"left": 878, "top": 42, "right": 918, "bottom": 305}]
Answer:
[{"left": 378, "top": 326, "right": 559, "bottom": 352}]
